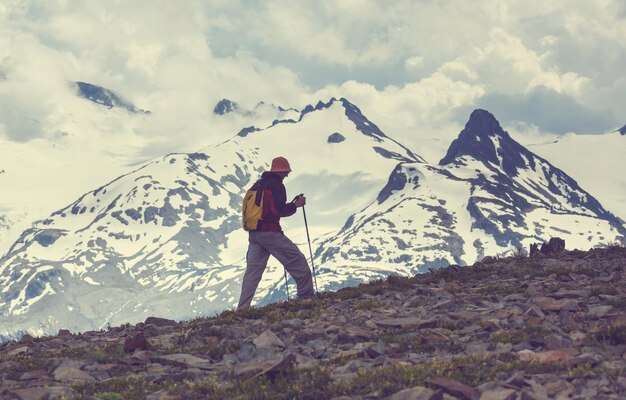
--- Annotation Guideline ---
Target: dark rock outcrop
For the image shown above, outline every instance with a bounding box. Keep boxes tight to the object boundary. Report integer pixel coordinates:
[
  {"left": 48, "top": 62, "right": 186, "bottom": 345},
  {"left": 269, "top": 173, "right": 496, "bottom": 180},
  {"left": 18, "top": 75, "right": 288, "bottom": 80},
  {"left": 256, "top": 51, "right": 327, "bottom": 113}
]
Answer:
[
  {"left": 327, "top": 132, "right": 346, "bottom": 143},
  {"left": 530, "top": 237, "right": 566, "bottom": 257},
  {"left": 74, "top": 81, "right": 147, "bottom": 113},
  {"left": 213, "top": 99, "right": 239, "bottom": 115}
]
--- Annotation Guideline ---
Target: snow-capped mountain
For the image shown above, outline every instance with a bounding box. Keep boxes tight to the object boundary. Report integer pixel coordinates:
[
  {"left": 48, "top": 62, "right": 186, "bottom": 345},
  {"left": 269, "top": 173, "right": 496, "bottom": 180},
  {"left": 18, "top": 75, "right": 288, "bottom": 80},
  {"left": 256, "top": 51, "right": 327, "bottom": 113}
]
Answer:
[
  {"left": 0, "top": 132, "right": 147, "bottom": 257},
  {"left": 1, "top": 100, "right": 623, "bottom": 340},
  {"left": 521, "top": 128, "right": 626, "bottom": 226},
  {"left": 0, "top": 98, "right": 420, "bottom": 339},
  {"left": 313, "top": 110, "right": 625, "bottom": 289}
]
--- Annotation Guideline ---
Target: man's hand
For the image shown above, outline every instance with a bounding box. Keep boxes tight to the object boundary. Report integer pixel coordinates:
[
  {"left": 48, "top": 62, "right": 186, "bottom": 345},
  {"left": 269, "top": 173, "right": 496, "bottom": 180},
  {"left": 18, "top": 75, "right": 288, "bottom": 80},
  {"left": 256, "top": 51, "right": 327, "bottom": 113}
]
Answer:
[{"left": 293, "top": 194, "right": 306, "bottom": 207}]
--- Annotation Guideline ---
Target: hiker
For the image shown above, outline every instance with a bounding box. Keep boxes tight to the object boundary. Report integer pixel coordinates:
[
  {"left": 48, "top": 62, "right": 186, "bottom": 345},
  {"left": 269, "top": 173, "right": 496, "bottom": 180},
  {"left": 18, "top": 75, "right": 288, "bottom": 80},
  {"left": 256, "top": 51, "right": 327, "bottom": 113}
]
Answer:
[{"left": 238, "top": 156, "right": 314, "bottom": 309}]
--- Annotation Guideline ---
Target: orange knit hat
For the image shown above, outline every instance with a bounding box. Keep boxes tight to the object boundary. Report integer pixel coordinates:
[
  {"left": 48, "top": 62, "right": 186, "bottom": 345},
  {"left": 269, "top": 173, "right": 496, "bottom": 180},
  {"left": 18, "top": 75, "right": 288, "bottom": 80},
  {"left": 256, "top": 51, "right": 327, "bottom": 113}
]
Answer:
[{"left": 269, "top": 156, "right": 292, "bottom": 172}]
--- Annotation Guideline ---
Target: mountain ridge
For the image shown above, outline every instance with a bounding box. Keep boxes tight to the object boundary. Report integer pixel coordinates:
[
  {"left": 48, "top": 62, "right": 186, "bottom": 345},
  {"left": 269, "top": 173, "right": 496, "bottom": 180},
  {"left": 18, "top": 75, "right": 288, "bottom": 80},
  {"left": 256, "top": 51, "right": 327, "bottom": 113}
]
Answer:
[{"left": 0, "top": 99, "right": 623, "bottom": 340}]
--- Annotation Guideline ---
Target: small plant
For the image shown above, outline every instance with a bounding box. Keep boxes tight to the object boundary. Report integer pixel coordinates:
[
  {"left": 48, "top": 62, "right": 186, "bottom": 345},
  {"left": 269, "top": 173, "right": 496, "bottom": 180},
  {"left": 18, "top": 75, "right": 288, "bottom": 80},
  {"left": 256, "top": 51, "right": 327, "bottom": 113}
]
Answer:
[
  {"left": 58, "top": 344, "right": 126, "bottom": 363},
  {"left": 595, "top": 240, "right": 625, "bottom": 250},
  {"left": 0, "top": 353, "right": 52, "bottom": 377},
  {"left": 593, "top": 324, "right": 626, "bottom": 345},
  {"left": 72, "top": 376, "right": 163, "bottom": 400},
  {"left": 510, "top": 243, "right": 528, "bottom": 258},
  {"left": 385, "top": 274, "right": 415, "bottom": 289},
  {"left": 491, "top": 324, "right": 550, "bottom": 344},
  {"left": 491, "top": 329, "right": 527, "bottom": 344}
]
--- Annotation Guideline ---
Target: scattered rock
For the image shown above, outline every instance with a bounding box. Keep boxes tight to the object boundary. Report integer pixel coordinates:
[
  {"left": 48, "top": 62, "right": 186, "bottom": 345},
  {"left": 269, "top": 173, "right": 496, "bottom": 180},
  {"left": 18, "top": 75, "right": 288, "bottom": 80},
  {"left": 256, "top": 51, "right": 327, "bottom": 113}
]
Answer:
[
  {"left": 146, "top": 389, "right": 184, "bottom": 400},
  {"left": 389, "top": 385, "right": 443, "bottom": 400},
  {"left": 543, "top": 334, "right": 571, "bottom": 349},
  {"left": 19, "top": 369, "right": 48, "bottom": 381},
  {"left": 18, "top": 334, "right": 34, "bottom": 344},
  {"left": 2, "top": 245, "right": 625, "bottom": 399},
  {"left": 53, "top": 363, "right": 95, "bottom": 383},
  {"left": 57, "top": 329, "right": 72, "bottom": 338},
  {"left": 532, "top": 297, "right": 579, "bottom": 312},
  {"left": 374, "top": 316, "right": 424, "bottom": 328},
  {"left": 151, "top": 353, "right": 215, "bottom": 370},
  {"left": 428, "top": 377, "right": 480, "bottom": 400},
  {"left": 552, "top": 289, "right": 589, "bottom": 299},
  {"left": 233, "top": 353, "right": 296, "bottom": 380},
  {"left": 8, "top": 346, "right": 29, "bottom": 356},
  {"left": 253, "top": 329, "right": 285, "bottom": 350},
  {"left": 145, "top": 316, "right": 178, "bottom": 327},
  {"left": 587, "top": 305, "right": 613, "bottom": 318},
  {"left": 124, "top": 332, "right": 149, "bottom": 353},
  {"left": 9, "top": 386, "right": 74, "bottom": 400},
  {"left": 518, "top": 350, "right": 574, "bottom": 363},
  {"left": 479, "top": 387, "right": 517, "bottom": 400},
  {"left": 530, "top": 237, "right": 566, "bottom": 257},
  {"left": 282, "top": 318, "right": 304, "bottom": 329}
]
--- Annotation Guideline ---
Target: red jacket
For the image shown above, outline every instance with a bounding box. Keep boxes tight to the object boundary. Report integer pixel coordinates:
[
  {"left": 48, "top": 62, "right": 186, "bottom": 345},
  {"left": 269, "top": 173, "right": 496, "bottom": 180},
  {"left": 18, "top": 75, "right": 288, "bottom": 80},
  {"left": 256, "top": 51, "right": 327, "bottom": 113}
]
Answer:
[{"left": 250, "top": 172, "right": 297, "bottom": 232}]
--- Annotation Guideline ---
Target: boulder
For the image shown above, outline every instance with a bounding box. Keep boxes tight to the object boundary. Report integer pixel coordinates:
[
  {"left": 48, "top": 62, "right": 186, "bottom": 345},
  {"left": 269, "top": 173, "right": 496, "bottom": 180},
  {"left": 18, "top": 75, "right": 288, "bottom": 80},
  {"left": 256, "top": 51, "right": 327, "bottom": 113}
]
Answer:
[
  {"left": 253, "top": 330, "right": 285, "bottom": 350},
  {"left": 390, "top": 385, "right": 443, "bottom": 400},
  {"left": 518, "top": 350, "right": 574, "bottom": 363},
  {"left": 428, "top": 377, "right": 480, "bottom": 400},
  {"left": 530, "top": 237, "right": 565, "bottom": 257},
  {"left": 145, "top": 317, "right": 177, "bottom": 327},
  {"left": 124, "top": 333, "right": 149, "bottom": 353},
  {"left": 53, "top": 364, "right": 95, "bottom": 383},
  {"left": 10, "top": 386, "right": 74, "bottom": 400},
  {"left": 233, "top": 353, "right": 296, "bottom": 380},
  {"left": 151, "top": 353, "right": 215, "bottom": 370}
]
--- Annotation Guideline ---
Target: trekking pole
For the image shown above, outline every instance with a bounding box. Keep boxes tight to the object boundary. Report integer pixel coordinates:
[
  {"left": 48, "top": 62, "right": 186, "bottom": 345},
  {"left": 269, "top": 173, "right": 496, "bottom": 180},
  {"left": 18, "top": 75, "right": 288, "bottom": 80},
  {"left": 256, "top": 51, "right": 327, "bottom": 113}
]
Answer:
[
  {"left": 302, "top": 205, "right": 319, "bottom": 295},
  {"left": 284, "top": 269, "right": 290, "bottom": 300}
]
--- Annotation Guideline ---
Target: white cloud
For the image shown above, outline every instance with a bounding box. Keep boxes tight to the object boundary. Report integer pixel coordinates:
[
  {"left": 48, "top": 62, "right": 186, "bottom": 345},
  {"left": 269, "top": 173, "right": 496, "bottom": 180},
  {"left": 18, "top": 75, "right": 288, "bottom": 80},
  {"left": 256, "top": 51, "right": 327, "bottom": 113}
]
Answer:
[
  {"left": 404, "top": 56, "right": 425, "bottom": 70},
  {"left": 0, "top": 0, "right": 624, "bottom": 154},
  {"left": 247, "top": 0, "right": 392, "bottom": 67}
]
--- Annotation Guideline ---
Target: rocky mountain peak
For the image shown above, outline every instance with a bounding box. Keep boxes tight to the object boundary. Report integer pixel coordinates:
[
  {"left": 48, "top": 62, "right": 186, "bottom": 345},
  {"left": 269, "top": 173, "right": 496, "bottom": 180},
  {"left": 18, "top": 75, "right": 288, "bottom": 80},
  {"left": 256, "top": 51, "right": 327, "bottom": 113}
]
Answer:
[
  {"left": 439, "top": 109, "right": 533, "bottom": 176},
  {"left": 213, "top": 98, "right": 239, "bottom": 115},
  {"left": 466, "top": 108, "right": 502, "bottom": 135},
  {"left": 74, "top": 81, "right": 147, "bottom": 114}
]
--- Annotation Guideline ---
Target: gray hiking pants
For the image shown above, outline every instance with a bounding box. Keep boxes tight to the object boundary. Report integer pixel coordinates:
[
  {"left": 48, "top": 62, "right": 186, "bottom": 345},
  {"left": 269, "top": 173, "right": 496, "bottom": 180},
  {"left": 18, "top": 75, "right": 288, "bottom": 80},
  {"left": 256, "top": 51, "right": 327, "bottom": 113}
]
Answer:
[{"left": 238, "top": 231, "right": 314, "bottom": 309}]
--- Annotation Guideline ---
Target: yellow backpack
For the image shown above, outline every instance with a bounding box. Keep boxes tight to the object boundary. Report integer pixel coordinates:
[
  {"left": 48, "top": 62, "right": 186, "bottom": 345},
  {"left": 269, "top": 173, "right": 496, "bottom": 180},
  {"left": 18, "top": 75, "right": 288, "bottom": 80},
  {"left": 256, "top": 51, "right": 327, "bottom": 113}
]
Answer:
[{"left": 242, "top": 188, "right": 264, "bottom": 231}]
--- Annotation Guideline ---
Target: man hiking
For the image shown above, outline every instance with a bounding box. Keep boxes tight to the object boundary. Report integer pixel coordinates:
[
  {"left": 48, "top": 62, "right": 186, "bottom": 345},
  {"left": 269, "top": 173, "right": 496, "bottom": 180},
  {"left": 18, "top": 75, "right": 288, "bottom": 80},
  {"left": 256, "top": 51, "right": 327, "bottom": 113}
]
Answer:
[{"left": 238, "top": 156, "right": 314, "bottom": 309}]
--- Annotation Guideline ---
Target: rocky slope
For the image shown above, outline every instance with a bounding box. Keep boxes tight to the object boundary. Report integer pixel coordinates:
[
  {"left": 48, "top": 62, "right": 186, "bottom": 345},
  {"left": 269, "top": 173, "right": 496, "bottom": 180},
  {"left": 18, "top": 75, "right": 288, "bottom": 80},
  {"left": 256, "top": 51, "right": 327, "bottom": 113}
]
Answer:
[{"left": 1, "top": 243, "right": 625, "bottom": 399}]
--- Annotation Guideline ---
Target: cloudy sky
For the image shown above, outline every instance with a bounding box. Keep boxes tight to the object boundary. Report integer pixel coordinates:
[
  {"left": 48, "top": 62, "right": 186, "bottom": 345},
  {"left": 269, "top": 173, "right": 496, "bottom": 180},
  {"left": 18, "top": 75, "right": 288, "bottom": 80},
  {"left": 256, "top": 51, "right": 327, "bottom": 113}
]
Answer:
[{"left": 1, "top": 0, "right": 625, "bottom": 157}]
